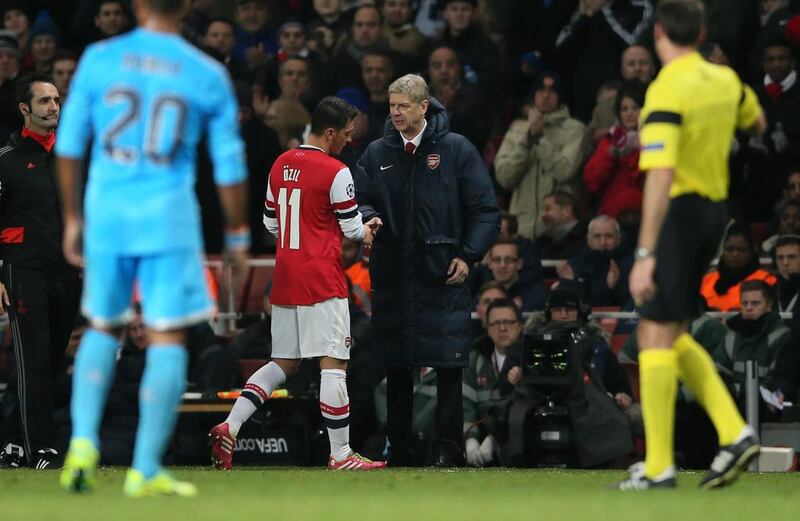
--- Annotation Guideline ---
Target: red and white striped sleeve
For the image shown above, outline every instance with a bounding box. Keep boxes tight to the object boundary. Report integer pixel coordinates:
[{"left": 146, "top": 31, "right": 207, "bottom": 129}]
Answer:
[
  {"left": 263, "top": 175, "right": 278, "bottom": 237},
  {"left": 330, "top": 167, "right": 364, "bottom": 241}
]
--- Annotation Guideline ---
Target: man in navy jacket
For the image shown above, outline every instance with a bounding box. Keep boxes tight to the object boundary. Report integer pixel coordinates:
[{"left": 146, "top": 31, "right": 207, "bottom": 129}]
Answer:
[{"left": 355, "top": 74, "right": 499, "bottom": 466}]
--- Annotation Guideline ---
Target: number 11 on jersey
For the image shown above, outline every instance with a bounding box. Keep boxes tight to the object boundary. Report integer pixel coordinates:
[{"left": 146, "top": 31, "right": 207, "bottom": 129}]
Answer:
[{"left": 277, "top": 187, "right": 301, "bottom": 250}]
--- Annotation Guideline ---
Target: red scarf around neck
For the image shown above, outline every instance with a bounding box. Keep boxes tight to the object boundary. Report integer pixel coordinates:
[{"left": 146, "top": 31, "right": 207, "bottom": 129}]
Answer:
[{"left": 21, "top": 127, "right": 56, "bottom": 153}]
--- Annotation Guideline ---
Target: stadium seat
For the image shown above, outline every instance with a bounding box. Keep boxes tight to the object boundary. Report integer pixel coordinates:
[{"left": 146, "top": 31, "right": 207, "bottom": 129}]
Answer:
[
  {"left": 243, "top": 257, "right": 275, "bottom": 313},
  {"left": 593, "top": 306, "right": 620, "bottom": 336},
  {"left": 205, "top": 254, "right": 262, "bottom": 315},
  {"left": 610, "top": 334, "right": 629, "bottom": 353},
  {"left": 748, "top": 222, "right": 769, "bottom": 247}
]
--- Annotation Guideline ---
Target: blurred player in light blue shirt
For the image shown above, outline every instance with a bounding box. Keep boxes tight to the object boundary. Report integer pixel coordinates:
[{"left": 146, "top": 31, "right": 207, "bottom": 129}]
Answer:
[{"left": 57, "top": 0, "right": 250, "bottom": 497}]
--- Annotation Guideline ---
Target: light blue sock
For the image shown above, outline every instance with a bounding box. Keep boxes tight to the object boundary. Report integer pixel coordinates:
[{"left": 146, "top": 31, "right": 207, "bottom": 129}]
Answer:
[
  {"left": 131, "top": 345, "right": 187, "bottom": 479},
  {"left": 70, "top": 329, "right": 119, "bottom": 448}
]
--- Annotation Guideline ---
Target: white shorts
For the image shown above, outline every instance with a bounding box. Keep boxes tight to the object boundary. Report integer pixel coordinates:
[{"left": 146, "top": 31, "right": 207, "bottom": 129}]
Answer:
[{"left": 271, "top": 297, "right": 351, "bottom": 360}]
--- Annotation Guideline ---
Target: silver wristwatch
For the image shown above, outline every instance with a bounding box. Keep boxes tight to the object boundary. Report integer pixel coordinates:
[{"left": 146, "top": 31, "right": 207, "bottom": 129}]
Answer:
[{"left": 635, "top": 247, "right": 654, "bottom": 260}]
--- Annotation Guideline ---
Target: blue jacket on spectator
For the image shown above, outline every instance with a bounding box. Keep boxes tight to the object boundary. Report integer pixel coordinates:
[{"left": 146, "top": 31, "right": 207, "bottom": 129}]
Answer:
[{"left": 233, "top": 25, "right": 278, "bottom": 67}]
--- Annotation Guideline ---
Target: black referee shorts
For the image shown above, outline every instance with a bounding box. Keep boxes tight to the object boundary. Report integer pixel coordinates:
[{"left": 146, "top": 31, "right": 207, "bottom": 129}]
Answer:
[{"left": 639, "top": 194, "right": 727, "bottom": 323}]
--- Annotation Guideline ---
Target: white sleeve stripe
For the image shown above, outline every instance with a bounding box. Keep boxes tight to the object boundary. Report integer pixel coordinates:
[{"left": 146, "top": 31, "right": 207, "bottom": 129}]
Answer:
[
  {"left": 330, "top": 167, "right": 356, "bottom": 205},
  {"left": 339, "top": 212, "right": 365, "bottom": 241},
  {"left": 263, "top": 214, "right": 278, "bottom": 236},
  {"left": 265, "top": 175, "right": 275, "bottom": 203}
]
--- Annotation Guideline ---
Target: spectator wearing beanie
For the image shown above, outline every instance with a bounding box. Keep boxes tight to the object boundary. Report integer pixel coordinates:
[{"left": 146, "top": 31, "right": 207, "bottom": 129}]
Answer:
[
  {"left": 494, "top": 71, "right": 586, "bottom": 240},
  {"left": 26, "top": 11, "right": 61, "bottom": 74}
]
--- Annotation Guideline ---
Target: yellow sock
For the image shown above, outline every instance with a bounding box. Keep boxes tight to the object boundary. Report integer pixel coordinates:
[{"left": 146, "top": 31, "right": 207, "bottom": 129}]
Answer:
[
  {"left": 640, "top": 348, "right": 678, "bottom": 478},
  {"left": 673, "top": 333, "right": 745, "bottom": 446}
]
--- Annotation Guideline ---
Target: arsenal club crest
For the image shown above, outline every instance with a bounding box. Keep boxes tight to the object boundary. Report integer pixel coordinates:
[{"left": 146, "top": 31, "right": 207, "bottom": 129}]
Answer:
[{"left": 426, "top": 153, "right": 440, "bottom": 170}]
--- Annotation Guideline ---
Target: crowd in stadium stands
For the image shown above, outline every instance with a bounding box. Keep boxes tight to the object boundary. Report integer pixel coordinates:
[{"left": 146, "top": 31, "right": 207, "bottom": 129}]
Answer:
[{"left": 2, "top": 0, "right": 800, "bottom": 469}]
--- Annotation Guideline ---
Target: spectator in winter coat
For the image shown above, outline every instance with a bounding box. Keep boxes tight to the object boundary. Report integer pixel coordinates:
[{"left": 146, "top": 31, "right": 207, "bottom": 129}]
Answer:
[
  {"left": 532, "top": 191, "right": 587, "bottom": 260},
  {"left": 484, "top": 240, "right": 546, "bottom": 312},
  {"left": 331, "top": 5, "right": 391, "bottom": 91},
  {"left": 495, "top": 72, "right": 587, "bottom": 240},
  {"left": 462, "top": 298, "right": 523, "bottom": 467},
  {"left": 361, "top": 49, "right": 393, "bottom": 143},
  {"left": 559, "top": 215, "right": 634, "bottom": 307},
  {"left": 435, "top": 0, "right": 500, "bottom": 101},
  {"left": 494, "top": 212, "right": 543, "bottom": 284},
  {"left": 233, "top": 0, "right": 278, "bottom": 72},
  {"left": 202, "top": 18, "right": 251, "bottom": 83},
  {"left": 306, "top": 0, "right": 350, "bottom": 62},
  {"left": 583, "top": 80, "right": 646, "bottom": 219},
  {"left": 427, "top": 45, "right": 490, "bottom": 152},
  {"left": 700, "top": 224, "right": 777, "bottom": 311},
  {"left": 380, "top": 0, "right": 427, "bottom": 60},
  {"left": 713, "top": 280, "right": 798, "bottom": 409},
  {"left": 743, "top": 37, "right": 800, "bottom": 219}
]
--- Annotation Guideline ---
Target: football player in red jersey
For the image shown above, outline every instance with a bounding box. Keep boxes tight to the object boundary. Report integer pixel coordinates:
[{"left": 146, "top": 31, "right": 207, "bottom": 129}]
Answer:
[{"left": 210, "top": 97, "right": 385, "bottom": 471}]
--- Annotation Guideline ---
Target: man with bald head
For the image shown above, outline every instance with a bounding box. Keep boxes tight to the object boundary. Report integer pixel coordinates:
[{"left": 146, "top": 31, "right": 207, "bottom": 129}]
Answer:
[
  {"left": 621, "top": 45, "right": 656, "bottom": 82},
  {"left": 588, "top": 45, "right": 656, "bottom": 143},
  {"left": 428, "top": 45, "right": 489, "bottom": 150},
  {"left": 558, "top": 215, "right": 633, "bottom": 306}
]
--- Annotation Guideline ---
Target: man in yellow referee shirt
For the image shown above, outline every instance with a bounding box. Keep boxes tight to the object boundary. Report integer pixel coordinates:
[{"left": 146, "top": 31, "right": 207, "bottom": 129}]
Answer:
[{"left": 619, "top": 0, "right": 767, "bottom": 490}]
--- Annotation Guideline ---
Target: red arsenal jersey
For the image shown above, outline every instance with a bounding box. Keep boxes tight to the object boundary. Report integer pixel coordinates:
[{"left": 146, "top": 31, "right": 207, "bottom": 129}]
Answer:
[{"left": 264, "top": 145, "right": 361, "bottom": 305}]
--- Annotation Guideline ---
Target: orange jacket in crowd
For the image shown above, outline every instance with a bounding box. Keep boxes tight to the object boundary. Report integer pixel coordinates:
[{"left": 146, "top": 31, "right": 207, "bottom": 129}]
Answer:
[
  {"left": 344, "top": 260, "right": 371, "bottom": 314},
  {"left": 699, "top": 268, "right": 777, "bottom": 311}
]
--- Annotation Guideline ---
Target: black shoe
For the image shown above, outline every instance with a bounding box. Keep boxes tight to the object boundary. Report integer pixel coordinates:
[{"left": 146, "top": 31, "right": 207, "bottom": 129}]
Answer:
[
  {"left": 0, "top": 443, "right": 24, "bottom": 468},
  {"left": 699, "top": 426, "right": 760, "bottom": 490},
  {"left": 616, "top": 462, "right": 677, "bottom": 490},
  {"left": 32, "top": 448, "right": 62, "bottom": 470},
  {"left": 386, "top": 442, "right": 416, "bottom": 467},
  {"left": 430, "top": 450, "right": 465, "bottom": 469}
]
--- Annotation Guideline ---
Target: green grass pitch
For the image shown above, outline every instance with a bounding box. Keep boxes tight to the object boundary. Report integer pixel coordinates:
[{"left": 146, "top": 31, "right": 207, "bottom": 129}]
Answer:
[{"left": 2, "top": 467, "right": 799, "bottom": 521}]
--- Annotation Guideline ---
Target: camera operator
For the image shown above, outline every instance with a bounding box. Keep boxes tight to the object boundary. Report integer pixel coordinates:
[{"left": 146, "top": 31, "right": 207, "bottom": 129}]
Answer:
[
  {"left": 462, "top": 298, "right": 523, "bottom": 467},
  {"left": 504, "top": 286, "right": 633, "bottom": 467}
]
